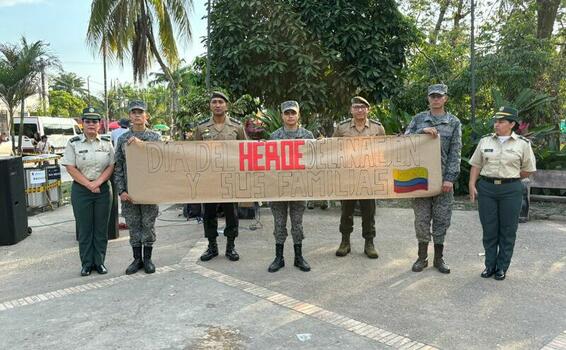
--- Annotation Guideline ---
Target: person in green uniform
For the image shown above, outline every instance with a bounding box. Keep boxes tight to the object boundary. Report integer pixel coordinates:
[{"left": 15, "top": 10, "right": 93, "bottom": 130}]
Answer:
[
  {"left": 468, "top": 106, "right": 537, "bottom": 281},
  {"left": 61, "top": 107, "right": 115, "bottom": 276}
]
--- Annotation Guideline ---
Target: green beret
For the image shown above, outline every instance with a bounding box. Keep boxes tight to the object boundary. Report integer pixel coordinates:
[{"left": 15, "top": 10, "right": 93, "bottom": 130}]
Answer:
[
  {"left": 351, "top": 96, "right": 370, "bottom": 108},
  {"left": 81, "top": 106, "right": 101, "bottom": 120},
  {"left": 494, "top": 106, "right": 519, "bottom": 123},
  {"left": 210, "top": 91, "right": 230, "bottom": 103}
]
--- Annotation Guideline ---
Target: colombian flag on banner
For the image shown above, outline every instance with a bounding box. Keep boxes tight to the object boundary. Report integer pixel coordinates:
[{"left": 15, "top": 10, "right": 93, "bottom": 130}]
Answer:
[{"left": 393, "top": 167, "right": 429, "bottom": 193}]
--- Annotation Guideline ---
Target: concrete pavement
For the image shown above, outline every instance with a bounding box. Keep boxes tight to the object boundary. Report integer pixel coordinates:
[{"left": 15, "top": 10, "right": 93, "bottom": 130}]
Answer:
[{"left": 0, "top": 204, "right": 565, "bottom": 350}]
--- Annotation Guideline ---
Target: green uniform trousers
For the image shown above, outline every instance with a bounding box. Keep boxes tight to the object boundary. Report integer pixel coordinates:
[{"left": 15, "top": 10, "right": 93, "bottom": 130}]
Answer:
[
  {"left": 71, "top": 181, "right": 111, "bottom": 267},
  {"left": 339, "top": 199, "right": 376, "bottom": 238},
  {"left": 477, "top": 179, "right": 522, "bottom": 272}
]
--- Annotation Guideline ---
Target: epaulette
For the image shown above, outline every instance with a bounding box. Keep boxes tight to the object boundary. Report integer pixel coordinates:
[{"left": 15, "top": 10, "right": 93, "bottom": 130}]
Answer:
[
  {"left": 198, "top": 118, "right": 210, "bottom": 125},
  {"left": 517, "top": 135, "right": 531, "bottom": 143},
  {"left": 229, "top": 117, "right": 241, "bottom": 125},
  {"left": 339, "top": 118, "right": 351, "bottom": 125},
  {"left": 481, "top": 133, "right": 494, "bottom": 139},
  {"left": 370, "top": 119, "right": 382, "bottom": 126},
  {"left": 69, "top": 136, "right": 81, "bottom": 143},
  {"left": 101, "top": 135, "right": 111, "bottom": 142}
]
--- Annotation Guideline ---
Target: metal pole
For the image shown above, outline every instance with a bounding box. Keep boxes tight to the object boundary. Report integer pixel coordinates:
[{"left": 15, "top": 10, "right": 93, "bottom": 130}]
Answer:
[
  {"left": 206, "top": 0, "right": 211, "bottom": 90},
  {"left": 470, "top": 0, "right": 476, "bottom": 127}
]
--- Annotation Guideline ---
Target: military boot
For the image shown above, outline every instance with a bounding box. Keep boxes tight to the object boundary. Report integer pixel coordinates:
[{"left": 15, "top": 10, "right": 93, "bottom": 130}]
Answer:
[
  {"left": 293, "top": 244, "right": 311, "bottom": 272},
  {"left": 335, "top": 233, "right": 351, "bottom": 257},
  {"left": 143, "top": 246, "right": 156, "bottom": 274},
  {"left": 225, "top": 238, "right": 240, "bottom": 261},
  {"left": 200, "top": 239, "right": 219, "bottom": 261},
  {"left": 125, "top": 246, "right": 144, "bottom": 275},
  {"left": 268, "top": 244, "right": 285, "bottom": 272},
  {"left": 433, "top": 244, "right": 450, "bottom": 274},
  {"left": 412, "top": 242, "right": 429, "bottom": 272},
  {"left": 364, "top": 238, "right": 379, "bottom": 259}
]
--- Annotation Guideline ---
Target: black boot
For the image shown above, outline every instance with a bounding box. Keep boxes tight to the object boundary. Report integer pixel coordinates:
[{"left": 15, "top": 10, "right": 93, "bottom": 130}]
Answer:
[
  {"left": 200, "top": 239, "right": 219, "bottom": 261},
  {"left": 412, "top": 242, "right": 429, "bottom": 272},
  {"left": 268, "top": 244, "right": 285, "bottom": 272},
  {"left": 125, "top": 246, "right": 144, "bottom": 275},
  {"left": 433, "top": 244, "right": 450, "bottom": 274},
  {"left": 225, "top": 238, "right": 240, "bottom": 261},
  {"left": 143, "top": 246, "right": 156, "bottom": 274},
  {"left": 293, "top": 244, "right": 311, "bottom": 272}
]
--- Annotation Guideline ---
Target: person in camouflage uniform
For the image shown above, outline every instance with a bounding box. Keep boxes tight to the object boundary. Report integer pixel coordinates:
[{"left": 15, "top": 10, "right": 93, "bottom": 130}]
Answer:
[
  {"left": 333, "top": 96, "right": 385, "bottom": 259},
  {"left": 114, "top": 100, "right": 162, "bottom": 275},
  {"left": 193, "top": 91, "right": 247, "bottom": 262},
  {"left": 404, "top": 84, "right": 462, "bottom": 274},
  {"left": 268, "top": 100, "right": 314, "bottom": 273}
]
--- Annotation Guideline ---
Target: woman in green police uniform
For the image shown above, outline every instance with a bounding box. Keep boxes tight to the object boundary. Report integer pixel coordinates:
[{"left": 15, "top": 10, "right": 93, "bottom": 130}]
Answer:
[
  {"left": 468, "top": 107, "right": 536, "bottom": 281},
  {"left": 61, "top": 107, "right": 115, "bottom": 276}
]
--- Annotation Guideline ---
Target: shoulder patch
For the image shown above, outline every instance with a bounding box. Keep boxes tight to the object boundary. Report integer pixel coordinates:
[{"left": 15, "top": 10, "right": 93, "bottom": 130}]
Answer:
[
  {"left": 69, "top": 136, "right": 80, "bottom": 143},
  {"left": 369, "top": 119, "right": 382, "bottom": 126},
  {"left": 339, "top": 119, "right": 351, "bottom": 125},
  {"left": 101, "top": 136, "right": 111, "bottom": 142},
  {"left": 518, "top": 135, "right": 531, "bottom": 143},
  {"left": 229, "top": 117, "right": 241, "bottom": 125},
  {"left": 481, "top": 133, "right": 494, "bottom": 139}
]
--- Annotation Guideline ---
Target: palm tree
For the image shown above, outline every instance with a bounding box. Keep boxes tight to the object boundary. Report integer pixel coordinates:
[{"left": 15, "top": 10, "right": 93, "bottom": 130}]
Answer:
[
  {"left": 86, "top": 0, "right": 193, "bottom": 113},
  {"left": 51, "top": 72, "right": 87, "bottom": 96},
  {"left": 0, "top": 37, "right": 59, "bottom": 154}
]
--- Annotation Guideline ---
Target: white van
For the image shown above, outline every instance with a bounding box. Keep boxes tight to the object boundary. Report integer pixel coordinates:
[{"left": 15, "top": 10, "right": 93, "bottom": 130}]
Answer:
[{"left": 13, "top": 116, "right": 82, "bottom": 154}]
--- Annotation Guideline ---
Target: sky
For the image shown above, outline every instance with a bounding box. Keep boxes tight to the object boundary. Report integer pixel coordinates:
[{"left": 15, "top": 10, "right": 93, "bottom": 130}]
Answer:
[{"left": 0, "top": 0, "right": 207, "bottom": 97}]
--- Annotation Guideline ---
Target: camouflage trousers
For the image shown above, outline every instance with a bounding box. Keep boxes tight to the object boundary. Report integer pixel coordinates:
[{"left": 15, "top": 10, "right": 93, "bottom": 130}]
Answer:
[
  {"left": 122, "top": 201, "right": 159, "bottom": 247},
  {"left": 412, "top": 191, "right": 453, "bottom": 244},
  {"left": 270, "top": 201, "right": 306, "bottom": 244}
]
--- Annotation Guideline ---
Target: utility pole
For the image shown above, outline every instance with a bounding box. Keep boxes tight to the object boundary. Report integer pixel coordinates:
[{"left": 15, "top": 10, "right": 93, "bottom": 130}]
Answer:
[{"left": 206, "top": 0, "right": 211, "bottom": 90}]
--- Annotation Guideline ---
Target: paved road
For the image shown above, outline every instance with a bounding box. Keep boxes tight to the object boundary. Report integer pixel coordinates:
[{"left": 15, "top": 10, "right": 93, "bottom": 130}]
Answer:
[{"left": 0, "top": 205, "right": 564, "bottom": 349}]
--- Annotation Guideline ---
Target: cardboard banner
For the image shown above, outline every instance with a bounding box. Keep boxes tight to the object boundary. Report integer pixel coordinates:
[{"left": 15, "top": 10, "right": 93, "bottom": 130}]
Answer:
[{"left": 126, "top": 135, "right": 442, "bottom": 204}]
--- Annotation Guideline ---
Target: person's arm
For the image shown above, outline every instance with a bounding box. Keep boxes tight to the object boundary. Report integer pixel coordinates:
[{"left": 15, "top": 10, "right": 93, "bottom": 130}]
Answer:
[
  {"left": 94, "top": 164, "right": 114, "bottom": 187},
  {"left": 65, "top": 165, "right": 98, "bottom": 192},
  {"left": 443, "top": 121, "right": 462, "bottom": 192},
  {"left": 113, "top": 136, "right": 129, "bottom": 200},
  {"left": 520, "top": 142, "right": 537, "bottom": 178},
  {"left": 468, "top": 166, "right": 481, "bottom": 202}
]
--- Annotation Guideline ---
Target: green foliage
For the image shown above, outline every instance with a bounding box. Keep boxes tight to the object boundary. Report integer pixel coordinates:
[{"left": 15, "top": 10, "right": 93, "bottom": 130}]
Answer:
[
  {"left": 48, "top": 90, "right": 87, "bottom": 117},
  {"left": 50, "top": 72, "right": 86, "bottom": 96},
  {"left": 209, "top": 0, "right": 418, "bottom": 124}
]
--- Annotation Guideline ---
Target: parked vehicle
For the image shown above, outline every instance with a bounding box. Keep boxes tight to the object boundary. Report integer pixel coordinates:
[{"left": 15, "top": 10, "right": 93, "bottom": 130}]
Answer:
[{"left": 13, "top": 116, "right": 82, "bottom": 154}]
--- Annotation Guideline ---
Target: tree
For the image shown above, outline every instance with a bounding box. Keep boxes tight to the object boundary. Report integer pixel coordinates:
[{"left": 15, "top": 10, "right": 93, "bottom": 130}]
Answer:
[
  {"left": 209, "top": 0, "right": 418, "bottom": 126},
  {"left": 48, "top": 90, "right": 87, "bottom": 117},
  {"left": 0, "top": 37, "right": 58, "bottom": 154},
  {"left": 51, "top": 72, "right": 87, "bottom": 96},
  {"left": 86, "top": 0, "right": 194, "bottom": 113}
]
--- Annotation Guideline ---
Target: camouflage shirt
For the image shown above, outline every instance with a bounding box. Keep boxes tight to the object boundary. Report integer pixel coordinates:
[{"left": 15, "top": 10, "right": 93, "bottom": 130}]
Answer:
[
  {"left": 405, "top": 111, "right": 462, "bottom": 183},
  {"left": 114, "top": 128, "right": 162, "bottom": 194},
  {"left": 270, "top": 127, "right": 314, "bottom": 140}
]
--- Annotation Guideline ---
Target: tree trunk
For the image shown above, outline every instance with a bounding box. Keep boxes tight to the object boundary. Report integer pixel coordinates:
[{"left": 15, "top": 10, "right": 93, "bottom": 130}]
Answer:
[
  {"left": 17, "top": 99, "right": 25, "bottom": 155},
  {"left": 430, "top": 0, "right": 451, "bottom": 44},
  {"left": 537, "top": 0, "right": 561, "bottom": 39},
  {"left": 9, "top": 109, "right": 16, "bottom": 155}
]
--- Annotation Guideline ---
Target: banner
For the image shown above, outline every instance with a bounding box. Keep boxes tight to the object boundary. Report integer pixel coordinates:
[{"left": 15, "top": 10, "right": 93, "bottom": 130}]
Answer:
[{"left": 126, "top": 135, "right": 442, "bottom": 204}]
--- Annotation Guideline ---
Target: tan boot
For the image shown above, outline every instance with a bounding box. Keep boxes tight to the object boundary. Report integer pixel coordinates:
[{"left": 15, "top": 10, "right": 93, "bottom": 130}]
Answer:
[
  {"left": 364, "top": 238, "right": 379, "bottom": 259},
  {"left": 335, "top": 233, "right": 351, "bottom": 257}
]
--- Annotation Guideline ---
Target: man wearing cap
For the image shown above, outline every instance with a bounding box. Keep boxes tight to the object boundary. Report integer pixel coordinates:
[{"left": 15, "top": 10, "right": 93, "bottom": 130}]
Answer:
[
  {"left": 62, "top": 107, "right": 115, "bottom": 276},
  {"left": 267, "top": 100, "right": 314, "bottom": 273},
  {"left": 468, "top": 106, "right": 536, "bottom": 280},
  {"left": 111, "top": 118, "right": 130, "bottom": 146},
  {"left": 114, "top": 100, "right": 162, "bottom": 275},
  {"left": 194, "top": 91, "right": 247, "bottom": 262},
  {"left": 333, "top": 96, "right": 385, "bottom": 259},
  {"left": 405, "top": 84, "right": 462, "bottom": 274}
]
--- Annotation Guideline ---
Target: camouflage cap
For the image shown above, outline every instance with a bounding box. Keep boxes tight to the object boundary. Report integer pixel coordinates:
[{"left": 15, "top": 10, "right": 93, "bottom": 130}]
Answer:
[
  {"left": 128, "top": 100, "right": 147, "bottom": 112},
  {"left": 81, "top": 106, "right": 102, "bottom": 120},
  {"left": 281, "top": 100, "right": 299, "bottom": 113},
  {"left": 351, "top": 96, "right": 370, "bottom": 107},
  {"left": 494, "top": 106, "right": 519, "bottom": 123},
  {"left": 210, "top": 91, "right": 230, "bottom": 103},
  {"left": 428, "top": 84, "right": 448, "bottom": 96}
]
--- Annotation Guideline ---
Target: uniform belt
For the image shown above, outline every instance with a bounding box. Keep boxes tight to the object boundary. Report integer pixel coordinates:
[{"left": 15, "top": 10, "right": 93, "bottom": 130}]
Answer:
[{"left": 481, "top": 177, "right": 520, "bottom": 184}]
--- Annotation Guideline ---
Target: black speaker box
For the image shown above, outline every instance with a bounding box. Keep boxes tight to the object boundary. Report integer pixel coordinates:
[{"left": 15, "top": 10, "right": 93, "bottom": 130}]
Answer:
[{"left": 0, "top": 156, "right": 29, "bottom": 245}]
